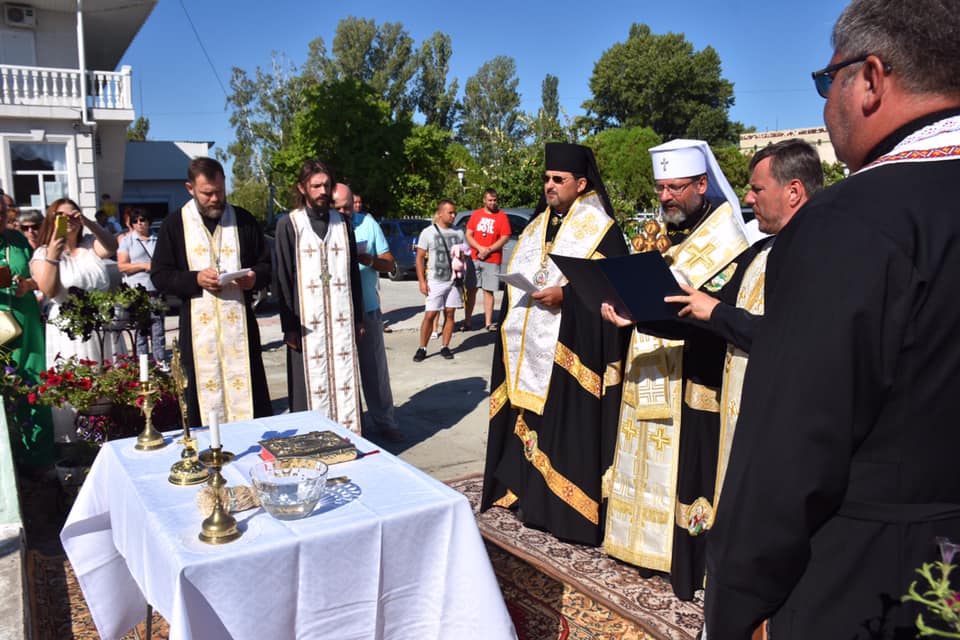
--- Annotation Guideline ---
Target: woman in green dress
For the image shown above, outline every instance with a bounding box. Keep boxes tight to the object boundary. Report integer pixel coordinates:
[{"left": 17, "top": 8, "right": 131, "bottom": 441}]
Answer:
[{"left": 1, "top": 197, "right": 52, "bottom": 468}]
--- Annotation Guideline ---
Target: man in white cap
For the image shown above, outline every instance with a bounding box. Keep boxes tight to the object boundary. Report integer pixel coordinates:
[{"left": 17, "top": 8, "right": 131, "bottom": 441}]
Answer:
[
  {"left": 481, "top": 142, "right": 630, "bottom": 546},
  {"left": 602, "top": 139, "right": 749, "bottom": 600}
]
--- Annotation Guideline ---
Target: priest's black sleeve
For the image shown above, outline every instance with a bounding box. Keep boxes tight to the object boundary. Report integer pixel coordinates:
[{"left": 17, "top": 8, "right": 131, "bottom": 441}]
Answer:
[
  {"left": 274, "top": 215, "right": 300, "bottom": 337},
  {"left": 707, "top": 304, "right": 760, "bottom": 352},
  {"left": 151, "top": 210, "right": 201, "bottom": 298}
]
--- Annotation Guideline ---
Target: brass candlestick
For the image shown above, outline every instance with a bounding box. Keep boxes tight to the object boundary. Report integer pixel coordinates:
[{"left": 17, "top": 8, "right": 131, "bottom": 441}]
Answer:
[
  {"left": 198, "top": 447, "right": 241, "bottom": 544},
  {"left": 168, "top": 340, "right": 208, "bottom": 485},
  {"left": 134, "top": 381, "right": 165, "bottom": 451}
]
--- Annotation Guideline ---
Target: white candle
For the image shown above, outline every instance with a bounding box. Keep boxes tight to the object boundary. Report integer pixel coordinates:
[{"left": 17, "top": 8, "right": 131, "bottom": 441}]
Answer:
[
  {"left": 139, "top": 354, "right": 149, "bottom": 383},
  {"left": 209, "top": 410, "right": 221, "bottom": 449}
]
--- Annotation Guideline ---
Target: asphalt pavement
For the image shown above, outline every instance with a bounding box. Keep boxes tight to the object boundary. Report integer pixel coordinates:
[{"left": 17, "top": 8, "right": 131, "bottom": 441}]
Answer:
[{"left": 171, "top": 278, "right": 501, "bottom": 482}]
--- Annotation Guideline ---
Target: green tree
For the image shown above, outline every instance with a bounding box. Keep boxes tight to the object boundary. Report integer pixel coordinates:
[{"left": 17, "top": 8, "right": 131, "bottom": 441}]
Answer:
[
  {"left": 321, "top": 17, "right": 418, "bottom": 119},
  {"left": 390, "top": 124, "right": 455, "bottom": 217},
  {"left": 587, "top": 126, "right": 663, "bottom": 223},
  {"left": 459, "top": 56, "right": 527, "bottom": 167},
  {"left": 273, "top": 79, "right": 411, "bottom": 217},
  {"left": 584, "top": 24, "right": 744, "bottom": 145},
  {"left": 126, "top": 116, "right": 149, "bottom": 141},
  {"left": 529, "top": 74, "right": 567, "bottom": 144},
  {"left": 822, "top": 160, "right": 847, "bottom": 187},
  {"left": 413, "top": 31, "right": 459, "bottom": 130}
]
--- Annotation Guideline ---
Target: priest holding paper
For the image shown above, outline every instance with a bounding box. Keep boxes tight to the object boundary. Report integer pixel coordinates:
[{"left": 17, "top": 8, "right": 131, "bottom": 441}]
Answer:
[
  {"left": 480, "top": 142, "right": 630, "bottom": 546},
  {"left": 274, "top": 159, "right": 364, "bottom": 433},
  {"left": 602, "top": 140, "right": 749, "bottom": 601},
  {"left": 151, "top": 157, "right": 273, "bottom": 429}
]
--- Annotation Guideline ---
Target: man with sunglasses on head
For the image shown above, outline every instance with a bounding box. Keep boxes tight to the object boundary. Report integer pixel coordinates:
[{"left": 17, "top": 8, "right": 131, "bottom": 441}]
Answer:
[
  {"left": 481, "top": 142, "right": 630, "bottom": 547},
  {"left": 603, "top": 139, "right": 750, "bottom": 602},
  {"left": 117, "top": 208, "right": 166, "bottom": 365},
  {"left": 703, "top": 1, "right": 960, "bottom": 638}
]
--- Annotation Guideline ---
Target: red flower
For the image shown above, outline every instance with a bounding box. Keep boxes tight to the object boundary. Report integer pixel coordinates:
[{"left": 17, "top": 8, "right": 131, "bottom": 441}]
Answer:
[
  {"left": 27, "top": 392, "right": 36, "bottom": 404},
  {"left": 135, "top": 396, "right": 145, "bottom": 407},
  {"left": 64, "top": 371, "right": 75, "bottom": 381},
  {"left": 79, "top": 378, "right": 93, "bottom": 390},
  {"left": 39, "top": 370, "right": 47, "bottom": 380},
  {"left": 38, "top": 384, "right": 47, "bottom": 394}
]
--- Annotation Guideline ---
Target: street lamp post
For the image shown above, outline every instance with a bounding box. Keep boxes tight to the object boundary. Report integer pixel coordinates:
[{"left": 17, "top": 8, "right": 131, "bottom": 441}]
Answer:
[{"left": 455, "top": 167, "right": 466, "bottom": 186}]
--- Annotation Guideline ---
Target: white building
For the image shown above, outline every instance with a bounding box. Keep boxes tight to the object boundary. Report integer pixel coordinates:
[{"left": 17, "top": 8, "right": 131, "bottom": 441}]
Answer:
[
  {"left": 0, "top": 0, "right": 156, "bottom": 214},
  {"left": 740, "top": 126, "right": 839, "bottom": 164},
  {"left": 122, "top": 140, "right": 213, "bottom": 219}
]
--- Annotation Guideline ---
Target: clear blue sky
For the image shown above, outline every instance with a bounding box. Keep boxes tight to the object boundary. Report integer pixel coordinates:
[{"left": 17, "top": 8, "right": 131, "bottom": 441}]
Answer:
[{"left": 120, "top": 0, "right": 847, "bottom": 160}]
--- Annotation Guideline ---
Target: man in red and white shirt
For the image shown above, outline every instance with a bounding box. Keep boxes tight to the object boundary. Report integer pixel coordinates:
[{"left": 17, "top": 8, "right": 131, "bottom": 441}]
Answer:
[{"left": 465, "top": 189, "right": 511, "bottom": 331}]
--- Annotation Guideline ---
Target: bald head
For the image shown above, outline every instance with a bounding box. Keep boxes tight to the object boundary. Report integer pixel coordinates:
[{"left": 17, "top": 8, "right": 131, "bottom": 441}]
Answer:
[{"left": 332, "top": 183, "right": 354, "bottom": 217}]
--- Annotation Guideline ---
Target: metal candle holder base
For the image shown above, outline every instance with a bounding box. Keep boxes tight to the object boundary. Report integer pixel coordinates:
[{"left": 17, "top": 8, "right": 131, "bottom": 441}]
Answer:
[
  {"left": 134, "top": 384, "right": 165, "bottom": 451},
  {"left": 168, "top": 436, "right": 209, "bottom": 486},
  {"left": 198, "top": 447, "right": 240, "bottom": 544}
]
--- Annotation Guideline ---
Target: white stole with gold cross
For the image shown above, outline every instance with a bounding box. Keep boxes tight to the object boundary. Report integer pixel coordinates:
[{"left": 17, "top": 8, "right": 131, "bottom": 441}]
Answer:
[
  {"left": 291, "top": 209, "right": 361, "bottom": 434},
  {"left": 501, "top": 191, "right": 613, "bottom": 415},
  {"left": 182, "top": 201, "right": 254, "bottom": 424},
  {"left": 603, "top": 200, "right": 748, "bottom": 571},
  {"left": 714, "top": 243, "right": 770, "bottom": 512}
]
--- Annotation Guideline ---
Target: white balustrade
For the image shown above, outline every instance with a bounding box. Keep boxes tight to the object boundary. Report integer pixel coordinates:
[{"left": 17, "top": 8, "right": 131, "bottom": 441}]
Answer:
[{"left": 0, "top": 64, "right": 132, "bottom": 111}]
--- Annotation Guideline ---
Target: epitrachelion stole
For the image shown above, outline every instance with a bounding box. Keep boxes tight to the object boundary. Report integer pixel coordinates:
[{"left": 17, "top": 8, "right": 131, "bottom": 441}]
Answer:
[
  {"left": 182, "top": 201, "right": 254, "bottom": 423},
  {"left": 290, "top": 208, "right": 361, "bottom": 433}
]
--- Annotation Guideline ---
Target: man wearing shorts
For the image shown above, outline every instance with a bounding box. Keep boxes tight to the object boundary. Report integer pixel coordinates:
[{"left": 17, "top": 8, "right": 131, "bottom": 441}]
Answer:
[
  {"left": 413, "top": 199, "right": 464, "bottom": 361},
  {"left": 466, "top": 188, "right": 511, "bottom": 331}
]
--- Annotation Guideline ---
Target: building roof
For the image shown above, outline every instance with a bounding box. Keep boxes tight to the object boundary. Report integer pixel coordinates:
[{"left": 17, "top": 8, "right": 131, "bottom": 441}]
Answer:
[{"left": 124, "top": 140, "right": 214, "bottom": 181}]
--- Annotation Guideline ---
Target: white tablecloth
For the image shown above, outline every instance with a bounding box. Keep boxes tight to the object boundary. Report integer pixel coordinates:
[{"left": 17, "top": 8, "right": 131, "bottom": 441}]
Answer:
[{"left": 61, "top": 411, "right": 516, "bottom": 640}]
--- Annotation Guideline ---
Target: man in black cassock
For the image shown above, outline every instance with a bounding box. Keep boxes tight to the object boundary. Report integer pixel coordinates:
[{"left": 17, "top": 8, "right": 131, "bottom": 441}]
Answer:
[
  {"left": 704, "top": 1, "right": 960, "bottom": 637},
  {"left": 274, "top": 160, "right": 363, "bottom": 430},
  {"left": 151, "top": 157, "right": 272, "bottom": 428},
  {"left": 480, "top": 142, "right": 629, "bottom": 546}
]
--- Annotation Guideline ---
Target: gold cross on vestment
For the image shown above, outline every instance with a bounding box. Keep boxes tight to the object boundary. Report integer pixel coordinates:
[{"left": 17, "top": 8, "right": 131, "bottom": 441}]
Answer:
[
  {"left": 335, "top": 313, "right": 349, "bottom": 326},
  {"left": 309, "top": 314, "right": 322, "bottom": 331},
  {"left": 331, "top": 245, "right": 343, "bottom": 257},
  {"left": 311, "top": 350, "right": 324, "bottom": 365},
  {"left": 339, "top": 382, "right": 351, "bottom": 395},
  {"left": 307, "top": 280, "right": 320, "bottom": 296},
  {"left": 636, "top": 385, "right": 666, "bottom": 405},
  {"left": 303, "top": 246, "right": 317, "bottom": 259},
  {"left": 650, "top": 426, "right": 670, "bottom": 452},
  {"left": 333, "top": 278, "right": 346, "bottom": 291},
  {"left": 338, "top": 350, "right": 350, "bottom": 361},
  {"left": 686, "top": 241, "right": 718, "bottom": 271},
  {"left": 314, "top": 385, "right": 326, "bottom": 396}
]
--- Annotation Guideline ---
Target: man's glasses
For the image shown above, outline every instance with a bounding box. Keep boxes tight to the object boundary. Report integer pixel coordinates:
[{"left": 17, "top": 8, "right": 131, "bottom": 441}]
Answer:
[
  {"left": 654, "top": 180, "right": 697, "bottom": 196},
  {"left": 811, "top": 55, "right": 890, "bottom": 98},
  {"left": 132, "top": 218, "right": 149, "bottom": 223},
  {"left": 20, "top": 224, "right": 39, "bottom": 232},
  {"left": 542, "top": 174, "right": 572, "bottom": 185}
]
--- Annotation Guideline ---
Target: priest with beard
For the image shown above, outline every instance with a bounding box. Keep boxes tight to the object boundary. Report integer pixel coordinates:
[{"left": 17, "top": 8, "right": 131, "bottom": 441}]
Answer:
[
  {"left": 151, "top": 157, "right": 272, "bottom": 428},
  {"left": 480, "top": 142, "right": 630, "bottom": 546},
  {"left": 274, "top": 159, "right": 364, "bottom": 432}
]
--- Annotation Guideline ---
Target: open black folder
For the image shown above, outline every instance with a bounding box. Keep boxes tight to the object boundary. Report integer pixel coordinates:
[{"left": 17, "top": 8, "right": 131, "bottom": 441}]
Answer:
[{"left": 550, "top": 251, "right": 684, "bottom": 322}]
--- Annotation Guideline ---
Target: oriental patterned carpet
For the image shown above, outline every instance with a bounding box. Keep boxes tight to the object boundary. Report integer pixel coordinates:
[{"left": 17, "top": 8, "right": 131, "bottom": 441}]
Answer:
[
  {"left": 448, "top": 474, "right": 704, "bottom": 640},
  {"left": 27, "top": 551, "right": 169, "bottom": 640}
]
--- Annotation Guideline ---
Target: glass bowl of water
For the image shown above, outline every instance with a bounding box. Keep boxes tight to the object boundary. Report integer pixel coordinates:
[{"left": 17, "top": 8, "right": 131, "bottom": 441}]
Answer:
[{"left": 249, "top": 458, "right": 328, "bottom": 520}]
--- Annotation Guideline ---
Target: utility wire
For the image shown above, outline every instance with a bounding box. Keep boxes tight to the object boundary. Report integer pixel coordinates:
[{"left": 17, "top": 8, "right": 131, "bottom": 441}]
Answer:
[{"left": 178, "top": 0, "right": 228, "bottom": 98}]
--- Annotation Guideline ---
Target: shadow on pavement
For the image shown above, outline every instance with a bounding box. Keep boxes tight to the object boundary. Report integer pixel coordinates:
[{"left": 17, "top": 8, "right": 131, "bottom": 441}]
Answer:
[
  {"left": 382, "top": 305, "right": 422, "bottom": 325},
  {"left": 386, "top": 375, "right": 488, "bottom": 453}
]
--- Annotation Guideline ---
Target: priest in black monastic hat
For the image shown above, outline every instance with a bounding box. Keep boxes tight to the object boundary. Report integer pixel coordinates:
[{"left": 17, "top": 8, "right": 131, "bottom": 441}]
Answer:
[{"left": 480, "top": 142, "right": 630, "bottom": 545}]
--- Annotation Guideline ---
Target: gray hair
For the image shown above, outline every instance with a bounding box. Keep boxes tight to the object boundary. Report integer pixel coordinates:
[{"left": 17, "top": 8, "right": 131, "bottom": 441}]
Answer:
[
  {"left": 832, "top": 0, "right": 960, "bottom": 96},
  {"left": 17, "top": 209, "right": 43, "bottom": 226},
  {"left": 750, "top": 139, "right": 824, "bottom": 198}
]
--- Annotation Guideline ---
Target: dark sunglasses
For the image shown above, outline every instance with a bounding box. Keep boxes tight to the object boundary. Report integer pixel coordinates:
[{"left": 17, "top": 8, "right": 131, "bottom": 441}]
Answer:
[
  {"left": 132, "top": 217, "right": 149, "bottom": 223},
  {"left": 20, "top": 224, "right": 39, "bottom": 231},
  {"left": 811, "top": 55, "right": 891, "bottom": 98},
  {"left": 542, "top": 174, "right": 580, "bottom": 185}
]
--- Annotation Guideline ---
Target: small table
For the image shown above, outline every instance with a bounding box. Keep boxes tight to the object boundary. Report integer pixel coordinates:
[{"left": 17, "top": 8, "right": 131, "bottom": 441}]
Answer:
[{"left": 61, "top": 411, "right": 516, "bottom": 640}]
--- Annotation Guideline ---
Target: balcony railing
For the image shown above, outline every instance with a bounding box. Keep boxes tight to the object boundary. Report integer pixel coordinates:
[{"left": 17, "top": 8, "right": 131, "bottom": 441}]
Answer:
[{"left": 0, "top": 64, "right": 132, "bottom": 111}]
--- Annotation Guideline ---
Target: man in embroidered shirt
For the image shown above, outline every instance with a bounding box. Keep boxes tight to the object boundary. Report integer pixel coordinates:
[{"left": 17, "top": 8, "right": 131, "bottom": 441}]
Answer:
[
  {"left": 703, "top": 1, "right": 960, "bottom": 637},
  {"left": 151, "top": 157, "right": 272, "bottom": 428},
  {"left": 602, "top": 139, "right": 750, "bottom": 601},
  {"left": 480, "top": 142, "right": 630, "bottom": 546},
  {"left": 275, "top": 160, "right": 364, "bottom": 432},
  {"left": 332, "top": 183, "right": 402, "bottom": 443}
]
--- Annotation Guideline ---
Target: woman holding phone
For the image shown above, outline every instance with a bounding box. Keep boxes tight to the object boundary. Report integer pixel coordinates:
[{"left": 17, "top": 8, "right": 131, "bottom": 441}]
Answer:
[{"left": 30, "top": 198, "right": 120, "bottom": 441}]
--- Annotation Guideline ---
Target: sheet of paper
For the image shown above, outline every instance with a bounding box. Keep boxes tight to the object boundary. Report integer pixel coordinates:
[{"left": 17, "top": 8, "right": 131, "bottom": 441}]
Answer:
[
  {"left": 499, "top": 272, "right": 539, "bottom": 294},
  {"left": 218, "top": 269, "right": 250, "bottom": 286}
]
